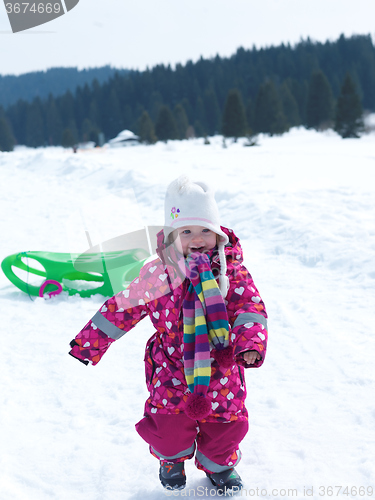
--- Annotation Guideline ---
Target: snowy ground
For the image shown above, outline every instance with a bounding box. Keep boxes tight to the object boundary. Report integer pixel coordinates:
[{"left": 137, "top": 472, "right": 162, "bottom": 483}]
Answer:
[{"left": 1, "top": 128, "right": 374, "bottom": 500}]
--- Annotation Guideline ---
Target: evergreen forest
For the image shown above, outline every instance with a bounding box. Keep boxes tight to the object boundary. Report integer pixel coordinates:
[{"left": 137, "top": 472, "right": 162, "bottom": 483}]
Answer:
[
  {"left": 1, "top": 34, "right": 374, "bottom": 150},
  {"left": 0, "top": 66, "right": 128, "bottom": 108}
]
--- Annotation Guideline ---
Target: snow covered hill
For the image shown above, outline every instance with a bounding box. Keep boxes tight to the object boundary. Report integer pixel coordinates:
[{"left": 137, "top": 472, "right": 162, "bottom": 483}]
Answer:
[{"left": 0, "top": 129, "right": 374, "bottom": 499}]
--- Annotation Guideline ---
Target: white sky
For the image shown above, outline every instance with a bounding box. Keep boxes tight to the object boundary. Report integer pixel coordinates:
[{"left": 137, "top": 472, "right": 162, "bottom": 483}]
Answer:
[{"left": 0, "top": 0, "right": 374, "bottom": 76}]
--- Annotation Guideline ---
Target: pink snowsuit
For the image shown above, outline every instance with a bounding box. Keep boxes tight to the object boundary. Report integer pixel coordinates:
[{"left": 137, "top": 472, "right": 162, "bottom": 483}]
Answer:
[{"left": 69, "top": 227, "right": 268, "bottom": 473}]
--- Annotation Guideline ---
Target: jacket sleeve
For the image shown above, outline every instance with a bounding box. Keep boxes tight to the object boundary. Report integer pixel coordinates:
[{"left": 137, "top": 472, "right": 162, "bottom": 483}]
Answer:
[
  {"left": 69, "top": 266, "right": 151, "bottom": 365},
  {"left": 226, "top": 264, "right": 268, "bottom": 369}
]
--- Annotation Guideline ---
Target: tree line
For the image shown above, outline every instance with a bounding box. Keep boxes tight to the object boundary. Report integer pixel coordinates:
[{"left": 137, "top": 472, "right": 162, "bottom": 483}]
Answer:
[
  {"left": 0, "top": 66, "right": 129, "bottom": 109},
  {"left": 0, "top": 33, "right": 373, "bottom": 151}
]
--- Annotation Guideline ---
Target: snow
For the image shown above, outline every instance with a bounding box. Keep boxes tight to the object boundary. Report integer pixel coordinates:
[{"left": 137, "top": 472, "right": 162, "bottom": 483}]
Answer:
[
  {"left": 364, "top": 114, "right": 375, "bottom": 132},
  {"left": 1, "top": 127, "right": 374, "bottom": 499},
  {"left": 107, "top": 129, "right": 140, "bottom": 148}
]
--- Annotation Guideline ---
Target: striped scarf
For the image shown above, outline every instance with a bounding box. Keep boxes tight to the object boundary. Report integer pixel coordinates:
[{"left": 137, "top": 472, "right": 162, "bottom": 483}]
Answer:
[{"left": 183, "top": 252, "right": 229, "bottom": 397}]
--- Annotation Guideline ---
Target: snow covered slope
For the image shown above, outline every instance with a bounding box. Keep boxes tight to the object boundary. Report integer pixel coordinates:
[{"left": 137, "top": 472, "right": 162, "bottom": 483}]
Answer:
[{"left": 0, "top": 129, "right": 374, "bottom": 499}]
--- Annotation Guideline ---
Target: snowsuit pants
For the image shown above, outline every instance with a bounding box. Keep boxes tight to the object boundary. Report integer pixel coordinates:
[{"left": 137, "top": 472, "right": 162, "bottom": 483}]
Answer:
[{"left": 135, "top": 413, "right": 248, "bottom": 474}]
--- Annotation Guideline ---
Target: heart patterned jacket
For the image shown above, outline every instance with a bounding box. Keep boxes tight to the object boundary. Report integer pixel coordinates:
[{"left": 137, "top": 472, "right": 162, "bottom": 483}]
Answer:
[{"left": 69, "top": 227, "right": 268, "bottom": 423}]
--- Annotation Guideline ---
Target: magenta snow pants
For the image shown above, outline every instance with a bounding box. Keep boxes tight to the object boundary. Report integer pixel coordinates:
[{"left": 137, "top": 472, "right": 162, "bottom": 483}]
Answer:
[{"left": 135, "top": 413, "right": 248, "bottom": 474}]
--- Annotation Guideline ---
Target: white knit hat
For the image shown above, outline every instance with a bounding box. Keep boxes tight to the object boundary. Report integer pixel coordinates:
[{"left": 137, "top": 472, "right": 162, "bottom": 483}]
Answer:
[{"left": 164, "top": 175, "right": 229, "bottom": 296}]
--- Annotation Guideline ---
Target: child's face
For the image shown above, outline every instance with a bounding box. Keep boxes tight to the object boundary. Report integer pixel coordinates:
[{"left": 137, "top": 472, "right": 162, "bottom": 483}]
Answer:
[{"left": 172, "top": 226, "right": 217, "bottom": 256}]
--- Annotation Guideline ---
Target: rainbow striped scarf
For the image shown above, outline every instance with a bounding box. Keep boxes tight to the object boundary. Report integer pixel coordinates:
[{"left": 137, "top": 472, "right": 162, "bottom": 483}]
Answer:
[{"left": 183, "top": 252, "right": 229, "bottom": 397}]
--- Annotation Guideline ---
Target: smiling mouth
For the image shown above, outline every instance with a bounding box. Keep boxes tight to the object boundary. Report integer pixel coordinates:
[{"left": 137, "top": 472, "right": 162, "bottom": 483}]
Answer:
[{"left": 190, "top": 246, "right": 205, "bottom": 252}]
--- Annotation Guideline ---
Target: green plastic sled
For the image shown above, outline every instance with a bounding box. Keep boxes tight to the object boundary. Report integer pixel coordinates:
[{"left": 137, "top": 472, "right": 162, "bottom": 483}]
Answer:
[{"left": 1, "top": 248, "right": 149, "bottom": 298}]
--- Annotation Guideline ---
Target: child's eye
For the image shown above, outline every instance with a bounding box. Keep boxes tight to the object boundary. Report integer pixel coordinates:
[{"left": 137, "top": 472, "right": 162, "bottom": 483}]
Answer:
[
  {"left": 202, "top": 229, "right": 210, "bottom": 233},
  {"left": 181, "top": 230, "right": 191, "bottom": 235}
]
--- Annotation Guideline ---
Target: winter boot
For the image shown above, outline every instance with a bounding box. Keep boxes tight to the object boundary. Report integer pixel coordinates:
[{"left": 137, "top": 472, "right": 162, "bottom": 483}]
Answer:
[
  {"left": 159, "top": 461, "right": 186, "bottom": 490},
  {"left": 206, "top": 468, "right": 243, "bottom": 494}
]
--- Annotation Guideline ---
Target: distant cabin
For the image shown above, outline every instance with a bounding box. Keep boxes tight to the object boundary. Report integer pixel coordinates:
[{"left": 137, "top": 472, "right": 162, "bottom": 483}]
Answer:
[{"left": 108, "top": 130, "right": 140, "bottom": 147}]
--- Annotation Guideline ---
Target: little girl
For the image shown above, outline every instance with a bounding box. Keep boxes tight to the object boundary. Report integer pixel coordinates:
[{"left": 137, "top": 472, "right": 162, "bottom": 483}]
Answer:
[{"left": 69, "top": 176, "right": 268, "bottom": 494}]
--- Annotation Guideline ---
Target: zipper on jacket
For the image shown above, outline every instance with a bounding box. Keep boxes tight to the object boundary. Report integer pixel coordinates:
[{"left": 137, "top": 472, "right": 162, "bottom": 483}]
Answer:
[
  {"left": 149, "top": 341, "right": 156, "bottom": 382},
  {"left": 238, "top": 365, "right": 244, "bottom": 387}
]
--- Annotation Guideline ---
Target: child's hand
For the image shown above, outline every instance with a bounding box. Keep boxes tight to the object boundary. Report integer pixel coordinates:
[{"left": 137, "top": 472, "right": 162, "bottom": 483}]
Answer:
[{"left": 242, "top": 350, "right": 261, "bottom": 365}]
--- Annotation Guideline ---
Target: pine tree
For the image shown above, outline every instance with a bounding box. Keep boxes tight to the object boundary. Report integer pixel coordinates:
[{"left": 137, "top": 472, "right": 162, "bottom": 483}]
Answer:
[
  {"left": 286, "top": 78, "right": 308, "bottom": 124},
  {"left": 58, "top": 91, "right": 76, "bottom": 130},
  {"left": 0, "top": 116, "right": 15, "bottom": 151},
  {"left": 306, "top": 70, "right": 334, "bottom": 129},
  {"left": 245, "top": 98, "right": 254, "bottom": 132},
  {"left": 280, "top": 82, "right": 300, "bottom": 128},
  {"left": 173, "top": 104, "right": 189, "bottom": 139},
  {"left": 25, "top": 98, "right": 45, "bottom": 147},
  {"left": 45, "top": 95, "right": 63, "bottom": 145},
  {"left": 181, "top": 98, "right": 194, "bottom": 125},
  {"left": 193, "top": 120, "right": 205, "bottom": 138},
  {"left": 148, "top": 91, "right": 163, "bottom": 122},
  {"left": 80, "top": 118, "right": 95, "bottom": 143},
  {"left": 138, "top": 111, "right": 157, "bottom": 144},
  {"left": 67, "top": 120, "right": 79, "bottom": 144},
  {"left": 222, "top": 89, "right": 247, "bottom": 141},
  {"left": 89, "top": 100, "right": 100, "bottom": 129},
  {"left": 102, "top": 88, "right": 123, "bottom": 139},
  {"left": 335, "top": 74, "right": 364, "bottom": 138},
  {"left": 61, "top": 128, "right": 76, "bottom": 147},
  {"left": 195, "top": 97, "right": 207, "bottom": 135},
  {"left": 89, "top": 128, "right": 100, "bottom": 145},
  {"left": 204, "top": 88, "right": 221, "bottom": 136},
  {"left": 254, "top": 82, "right": 288, "bottom": 135},
  {"left": 122, "top": 104, "right": 133, "bottom": 130},
  {"left": 155, "top": 105, "right": 178, "bottom": 142},
  {"left": 5, "top": 100, "right": 28, "bottom": 145}
]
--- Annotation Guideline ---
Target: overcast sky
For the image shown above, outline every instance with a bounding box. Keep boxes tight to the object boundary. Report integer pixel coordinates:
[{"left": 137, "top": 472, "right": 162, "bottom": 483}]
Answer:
[{"left": 1, "top": 0, "right": 374, "bottom": 76}]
